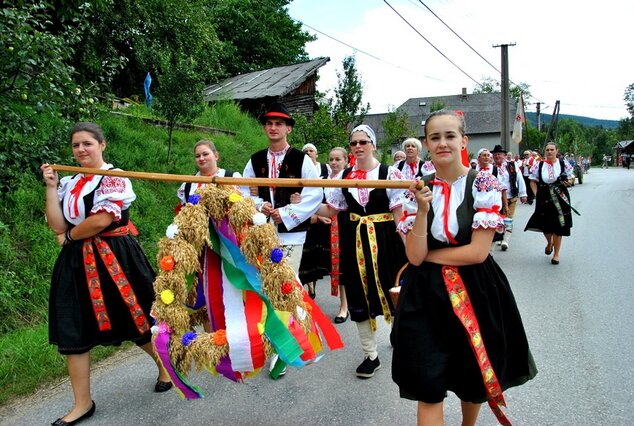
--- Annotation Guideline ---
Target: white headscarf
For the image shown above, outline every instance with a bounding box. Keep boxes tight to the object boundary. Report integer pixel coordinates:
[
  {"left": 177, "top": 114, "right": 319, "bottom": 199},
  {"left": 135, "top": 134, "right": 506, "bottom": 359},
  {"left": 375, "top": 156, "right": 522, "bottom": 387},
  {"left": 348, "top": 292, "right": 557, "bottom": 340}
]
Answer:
[
  {"left": 350, "top": 124, "right": 376, "bottom": 145},
  {"left": 302, "top": 143, "right": 317, "bottom": 153}
]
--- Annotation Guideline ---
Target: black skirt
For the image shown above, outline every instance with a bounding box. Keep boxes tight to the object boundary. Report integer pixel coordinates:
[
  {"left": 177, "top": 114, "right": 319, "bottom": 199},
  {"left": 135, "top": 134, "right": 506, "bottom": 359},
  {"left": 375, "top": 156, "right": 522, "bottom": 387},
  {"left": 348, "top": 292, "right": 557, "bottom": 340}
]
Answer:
[
  {"left": 391, "top": 257, "right": 537, "bottom": 403},
  {"left": 49, "top": 236, "right": 156, "bottom": 355},
  {"left": 298, "top": 220, "right": 331, "bottom": 284},
  {"left": 525, "top": 183, "right": 572, "bottom": 236}
]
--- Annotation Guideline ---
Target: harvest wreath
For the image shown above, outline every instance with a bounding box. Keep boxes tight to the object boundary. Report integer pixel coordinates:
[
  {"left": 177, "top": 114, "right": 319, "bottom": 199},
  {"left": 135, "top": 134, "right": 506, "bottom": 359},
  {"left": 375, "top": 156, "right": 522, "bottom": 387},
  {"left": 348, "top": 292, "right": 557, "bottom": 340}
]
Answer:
[{"left": 150, "top": 183, "right": 343, "bottom": 399}]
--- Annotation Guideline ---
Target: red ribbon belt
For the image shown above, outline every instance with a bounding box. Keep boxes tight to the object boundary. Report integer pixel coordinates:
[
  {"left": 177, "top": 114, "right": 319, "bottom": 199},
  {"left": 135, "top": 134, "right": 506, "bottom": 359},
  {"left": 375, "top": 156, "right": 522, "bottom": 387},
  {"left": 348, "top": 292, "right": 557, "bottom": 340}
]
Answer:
[
  {"left": 82, "top": 226, "right": 150, "bottom": 334},
  {"left": 441, "top": 266, "right": 511, "bottom": 426}
]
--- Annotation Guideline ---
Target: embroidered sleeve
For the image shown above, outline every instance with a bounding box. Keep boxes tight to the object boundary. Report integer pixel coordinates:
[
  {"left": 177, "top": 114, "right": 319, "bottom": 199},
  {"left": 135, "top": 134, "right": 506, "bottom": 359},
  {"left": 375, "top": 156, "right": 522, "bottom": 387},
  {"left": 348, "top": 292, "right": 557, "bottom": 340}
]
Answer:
[
  {"left": 472, "top": 171, "right": 504, "bottom": 232},
  {"left": 396, "top": 190, "right": 418, "bottom": 234},
  {"left": 57, "top": 175, "right": 73, "bottom": 201},
  {"left": 91, "top": 176, "right": 135, "bottom": 221},
  {"left": 387, "top": 166, "right": 406, "bottom": 211},
  {"left": 325, "top": 185, "right": 347, "bottom": 211}
]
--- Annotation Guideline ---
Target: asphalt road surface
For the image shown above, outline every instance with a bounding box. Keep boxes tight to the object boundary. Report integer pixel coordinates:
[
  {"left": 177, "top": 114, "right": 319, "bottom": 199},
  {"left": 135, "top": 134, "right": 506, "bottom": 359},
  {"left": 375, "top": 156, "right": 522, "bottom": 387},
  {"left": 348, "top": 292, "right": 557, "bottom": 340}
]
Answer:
[{"left": 2, "top": 167, "right": 633, "bottom": 425}]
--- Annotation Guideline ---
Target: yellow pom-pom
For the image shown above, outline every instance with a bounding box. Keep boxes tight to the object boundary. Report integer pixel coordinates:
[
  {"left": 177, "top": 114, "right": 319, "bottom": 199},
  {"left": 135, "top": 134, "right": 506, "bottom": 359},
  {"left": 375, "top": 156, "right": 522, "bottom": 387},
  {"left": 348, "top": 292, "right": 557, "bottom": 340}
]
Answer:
[
  {"left": 160, "top": 289, "right": 175, "bottom": 305},
  {"left": 228, "top": 193, "right": 243, "bottom": 203}
]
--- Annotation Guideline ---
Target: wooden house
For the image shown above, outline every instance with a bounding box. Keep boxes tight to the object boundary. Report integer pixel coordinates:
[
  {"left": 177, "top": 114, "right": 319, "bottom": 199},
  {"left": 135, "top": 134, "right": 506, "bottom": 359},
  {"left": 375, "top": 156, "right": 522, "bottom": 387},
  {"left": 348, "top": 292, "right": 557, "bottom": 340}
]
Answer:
[{"left": 203, "top": 57, "right": 330, "bottom": 118}]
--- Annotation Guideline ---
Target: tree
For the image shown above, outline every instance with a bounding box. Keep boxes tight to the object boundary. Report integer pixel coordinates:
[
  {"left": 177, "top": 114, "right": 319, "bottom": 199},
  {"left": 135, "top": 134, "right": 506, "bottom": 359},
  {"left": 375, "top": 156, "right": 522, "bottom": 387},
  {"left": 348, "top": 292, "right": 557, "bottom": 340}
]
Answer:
[
  {"left": 152, "top": 54, "right": 206, "bottom": 163},
  {"left": 332, "top": 55, "right": 369, "bottom": 129},
  {"left": 289, "top": 103, "right": 348, "bottom": 154},
  {"left": 0, "top": 2, "right": 97, "bottom": 192},
  {"left": 379, "top": 107, "right": 412, "bottom": 163},
  {"left": 209, "top": 0, "right": 314, "bottom": 76},
  {"left": 473, "top": 76, "right": 532, "bottom": 104},
  {"left": 624, "top": 83, "right": 634, "bottom": 117}
]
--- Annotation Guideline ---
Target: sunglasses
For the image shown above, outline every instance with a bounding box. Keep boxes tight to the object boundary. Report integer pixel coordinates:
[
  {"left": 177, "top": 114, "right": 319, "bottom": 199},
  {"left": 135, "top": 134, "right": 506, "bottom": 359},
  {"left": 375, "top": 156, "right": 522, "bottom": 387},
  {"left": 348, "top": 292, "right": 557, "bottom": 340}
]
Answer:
[{"left": 349, "top": 140, "right": 371, "bottom": 147}]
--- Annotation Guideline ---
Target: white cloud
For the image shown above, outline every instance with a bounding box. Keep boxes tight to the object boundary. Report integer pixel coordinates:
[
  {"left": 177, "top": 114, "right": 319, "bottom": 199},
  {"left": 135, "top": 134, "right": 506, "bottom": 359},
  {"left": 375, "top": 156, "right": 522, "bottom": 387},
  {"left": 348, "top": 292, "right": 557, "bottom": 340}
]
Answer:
[{"left": 289, "top": 0, "right": 632, "bottom": 120}]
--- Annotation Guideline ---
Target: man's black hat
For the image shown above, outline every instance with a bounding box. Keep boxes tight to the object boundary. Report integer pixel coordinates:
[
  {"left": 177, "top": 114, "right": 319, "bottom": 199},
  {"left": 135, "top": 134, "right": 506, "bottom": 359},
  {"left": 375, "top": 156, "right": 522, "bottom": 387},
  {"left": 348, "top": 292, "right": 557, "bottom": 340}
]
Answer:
[
  {"left": 258, "top": 102, "right": 295, "bottom": 126},
  {"left": 491, "top": 144, "right": 507, "bottom": 154}
]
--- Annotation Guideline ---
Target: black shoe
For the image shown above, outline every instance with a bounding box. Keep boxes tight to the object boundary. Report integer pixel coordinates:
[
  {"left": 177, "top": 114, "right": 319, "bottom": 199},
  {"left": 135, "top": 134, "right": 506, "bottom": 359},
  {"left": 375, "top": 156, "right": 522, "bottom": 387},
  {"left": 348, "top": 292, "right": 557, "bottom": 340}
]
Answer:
[
  {"left": 52, "top": 401, "right": 95, "bottom": 426},
  {"left": 334, "top": 311, "right": 349, "bottom": 324},
  {"left": 551, "top": 258, "right": 560, "bottom": 265},
  {"left": 355, "top": 356, "right": 381, "bottom": 378},
  {"left": 155, "top": 379, "right": 173, "bottom": 392}
]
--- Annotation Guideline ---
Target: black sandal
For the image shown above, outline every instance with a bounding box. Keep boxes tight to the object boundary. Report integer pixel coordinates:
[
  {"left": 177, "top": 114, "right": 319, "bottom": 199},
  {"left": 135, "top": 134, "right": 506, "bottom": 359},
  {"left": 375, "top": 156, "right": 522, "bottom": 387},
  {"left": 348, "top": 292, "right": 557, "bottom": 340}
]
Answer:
[{"left": 154, "top": 379, "right": 173, "bottom": 393}]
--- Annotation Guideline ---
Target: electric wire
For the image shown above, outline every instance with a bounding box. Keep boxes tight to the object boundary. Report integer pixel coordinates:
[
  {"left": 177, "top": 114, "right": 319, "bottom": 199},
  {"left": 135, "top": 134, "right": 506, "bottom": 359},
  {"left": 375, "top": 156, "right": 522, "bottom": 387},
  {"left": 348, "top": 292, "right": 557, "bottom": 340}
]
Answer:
[{"left": 382, "top": 0, "right": 482, "bottom": 88}]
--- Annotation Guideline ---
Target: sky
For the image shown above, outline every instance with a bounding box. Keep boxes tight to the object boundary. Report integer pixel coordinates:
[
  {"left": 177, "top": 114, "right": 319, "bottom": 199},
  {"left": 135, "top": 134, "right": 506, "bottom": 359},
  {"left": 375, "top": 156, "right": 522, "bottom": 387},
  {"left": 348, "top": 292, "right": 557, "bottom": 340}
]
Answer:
[{"left": 287, "top": 0, "right": 633, "bottom": 121}]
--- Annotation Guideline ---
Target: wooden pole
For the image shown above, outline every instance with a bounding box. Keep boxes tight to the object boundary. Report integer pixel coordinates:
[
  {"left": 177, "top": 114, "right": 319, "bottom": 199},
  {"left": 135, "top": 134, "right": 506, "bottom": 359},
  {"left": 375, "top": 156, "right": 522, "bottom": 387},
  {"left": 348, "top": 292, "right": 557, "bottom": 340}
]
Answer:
[{"left": 50, "top": 165, "right": 418, "bottom": 189}]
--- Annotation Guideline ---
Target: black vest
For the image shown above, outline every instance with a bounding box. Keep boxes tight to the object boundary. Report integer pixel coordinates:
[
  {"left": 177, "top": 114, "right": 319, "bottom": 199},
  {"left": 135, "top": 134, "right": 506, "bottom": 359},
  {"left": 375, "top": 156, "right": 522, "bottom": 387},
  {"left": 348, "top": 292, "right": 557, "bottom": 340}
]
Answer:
[
  {"left": 537, "top": 159, "right": 568, "bottom": 187},
  {"left": 182, "top": 169, "right": 235, "bottom": 203},
  {"left": 505, "top": 162, "right": 519, "bottom": 198},
  {"left": 423, "top": 169, "right": 477, "bottom": 249},
  {"left": 396, "top": 159, "right": 424, "bottom": 178},
  {"left": 251, "top": 147, "right": 311, "bottom": 233}
]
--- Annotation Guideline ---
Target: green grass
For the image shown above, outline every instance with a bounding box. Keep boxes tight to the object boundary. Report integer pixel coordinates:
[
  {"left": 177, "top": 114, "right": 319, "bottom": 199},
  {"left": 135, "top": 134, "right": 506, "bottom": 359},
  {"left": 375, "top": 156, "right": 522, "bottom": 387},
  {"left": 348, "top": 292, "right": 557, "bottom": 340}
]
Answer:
[
  {"left": 0, "top": 324, "right": 127, "bottom": 405},
  {"left": 0, "top": 101, "right": 265, "bottom": 407}
]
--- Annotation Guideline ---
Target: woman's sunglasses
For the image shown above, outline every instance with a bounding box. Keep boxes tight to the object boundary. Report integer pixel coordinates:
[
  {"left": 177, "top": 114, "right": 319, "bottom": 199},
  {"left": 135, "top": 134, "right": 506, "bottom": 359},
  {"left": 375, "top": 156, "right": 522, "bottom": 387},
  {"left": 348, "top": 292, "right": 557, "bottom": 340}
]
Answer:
[{"left": 349, "top": 140, "right": 371, "bottom": 147}]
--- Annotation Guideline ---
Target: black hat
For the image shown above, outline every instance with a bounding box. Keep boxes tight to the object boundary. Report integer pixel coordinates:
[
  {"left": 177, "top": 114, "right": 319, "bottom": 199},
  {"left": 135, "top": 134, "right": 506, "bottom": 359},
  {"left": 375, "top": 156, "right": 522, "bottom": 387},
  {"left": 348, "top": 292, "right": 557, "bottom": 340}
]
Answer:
[
  {"left": 258, "top": 102, "right": 295, "bottom": 126},
  {"left": 491, "top": 144, "right": 507, "bottom": 154}
]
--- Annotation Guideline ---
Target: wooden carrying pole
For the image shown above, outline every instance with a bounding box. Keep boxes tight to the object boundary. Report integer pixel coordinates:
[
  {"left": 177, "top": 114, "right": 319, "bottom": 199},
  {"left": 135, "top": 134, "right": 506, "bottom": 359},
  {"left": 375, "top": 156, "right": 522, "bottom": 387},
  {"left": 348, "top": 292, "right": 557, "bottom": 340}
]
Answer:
[{"left": 50, "top": 165, "right": 417, "bottom": 189}]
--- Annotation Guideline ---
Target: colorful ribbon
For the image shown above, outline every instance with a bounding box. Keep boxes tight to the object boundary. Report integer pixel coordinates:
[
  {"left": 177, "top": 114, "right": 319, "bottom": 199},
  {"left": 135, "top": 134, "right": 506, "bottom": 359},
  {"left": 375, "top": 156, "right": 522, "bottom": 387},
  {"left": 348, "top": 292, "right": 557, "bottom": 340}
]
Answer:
[
  {"left": 81, "top": 227, "right": 149, "bottom": 334},
  {"left": 154, "top": 329, "right": 203, "bottom": 400},
  {"left": 441, "top": 266, "right": 511, "bottom": 426},
  {"left": 349, "top": 212, "right": 394, "bottom": 331}
]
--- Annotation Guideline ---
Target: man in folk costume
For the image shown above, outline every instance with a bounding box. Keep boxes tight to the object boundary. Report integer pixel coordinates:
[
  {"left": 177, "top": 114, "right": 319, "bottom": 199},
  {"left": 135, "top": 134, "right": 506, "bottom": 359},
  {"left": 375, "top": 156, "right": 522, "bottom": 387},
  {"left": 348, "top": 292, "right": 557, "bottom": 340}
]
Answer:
[
  {"left": 242, "top": 102, "right": 323, "bottom": 377},
  {"left": 491, "top": 144, "right": 527, "bottom": 251}
]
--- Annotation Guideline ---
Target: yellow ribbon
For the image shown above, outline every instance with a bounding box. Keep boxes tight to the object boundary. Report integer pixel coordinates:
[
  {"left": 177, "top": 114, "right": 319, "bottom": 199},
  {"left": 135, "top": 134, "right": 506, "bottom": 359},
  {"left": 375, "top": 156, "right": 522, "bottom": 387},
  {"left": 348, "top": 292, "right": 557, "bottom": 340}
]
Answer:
[{"left": 349, "top": 212, "right": 394, "bottom": 331}]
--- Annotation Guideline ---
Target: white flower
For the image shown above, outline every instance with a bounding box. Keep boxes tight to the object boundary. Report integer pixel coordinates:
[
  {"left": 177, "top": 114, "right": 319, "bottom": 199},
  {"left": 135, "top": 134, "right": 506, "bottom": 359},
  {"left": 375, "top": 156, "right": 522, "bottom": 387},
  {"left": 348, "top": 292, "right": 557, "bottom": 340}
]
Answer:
[
  {"left": 295, "top": 306, "right": 307, "bottom": 321},
  {"left": 165, "top": 223, "right": 179, "bottom": 239},
  {"left": 252, "top": 213, "right": 267, "bottom": 226},
  {"left": 75, "top": 87, "right": 81, "bottom": 95},
  {"left": 150, "top": 325, "right": 160, "bottom": 335}
]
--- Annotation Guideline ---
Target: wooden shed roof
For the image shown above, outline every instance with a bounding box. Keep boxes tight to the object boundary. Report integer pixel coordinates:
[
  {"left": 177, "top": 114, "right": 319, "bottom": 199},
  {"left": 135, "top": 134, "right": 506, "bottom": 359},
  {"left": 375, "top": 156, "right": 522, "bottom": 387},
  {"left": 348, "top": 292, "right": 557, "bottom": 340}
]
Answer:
[{"left": 203, "top": 57, "right": 330, "bottom": 102}]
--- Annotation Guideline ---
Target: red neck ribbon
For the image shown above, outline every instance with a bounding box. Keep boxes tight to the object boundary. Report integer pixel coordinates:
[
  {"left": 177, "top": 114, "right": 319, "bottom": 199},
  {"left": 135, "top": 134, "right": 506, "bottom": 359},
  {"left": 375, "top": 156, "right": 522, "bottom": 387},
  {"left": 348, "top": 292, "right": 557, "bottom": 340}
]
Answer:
[
  {"left": 431, "top": 179, "right": 458, "bottom": 245},
  {"left": 69, "top": 175, "right": 95, "bottom": 218}
]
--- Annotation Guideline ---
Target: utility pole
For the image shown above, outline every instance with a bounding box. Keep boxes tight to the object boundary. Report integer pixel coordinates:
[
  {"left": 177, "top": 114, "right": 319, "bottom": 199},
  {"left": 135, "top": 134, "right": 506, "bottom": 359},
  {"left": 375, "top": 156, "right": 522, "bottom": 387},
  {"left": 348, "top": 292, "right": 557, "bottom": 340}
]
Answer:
[
  {"left": 536, "top": 102, "right": 541, "bottom": 132},
  {"left": 493, "top": 43, "right": 515, "bottom": 152}
]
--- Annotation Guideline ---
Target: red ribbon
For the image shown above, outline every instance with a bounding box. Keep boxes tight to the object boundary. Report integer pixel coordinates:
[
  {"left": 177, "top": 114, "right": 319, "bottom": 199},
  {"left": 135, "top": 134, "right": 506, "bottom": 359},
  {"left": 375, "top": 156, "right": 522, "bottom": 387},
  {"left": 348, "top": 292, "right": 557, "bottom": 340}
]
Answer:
[
  {"left": 82, "top": 227, "right": 149, "bottom": 334},
  {"left": 409, "top": 162, "right": 417, "bottom": 175},
  {"left": 431, "top": 179, "right": 458, "bottom": 245},
  {"left": 398, "top": 209, "right": 416, "bottom": 223},
  {"left": 345, "top": 169, "right": 367, "bottom": 180},
  {"left": 442, "top": 266, "right": 511, "bottom": 426},
  {"left": 69, "top": 175, "right": 95, "bottom": 219},
  {"left": 476, "top": 205, "right": 503, "bottom": 216}
]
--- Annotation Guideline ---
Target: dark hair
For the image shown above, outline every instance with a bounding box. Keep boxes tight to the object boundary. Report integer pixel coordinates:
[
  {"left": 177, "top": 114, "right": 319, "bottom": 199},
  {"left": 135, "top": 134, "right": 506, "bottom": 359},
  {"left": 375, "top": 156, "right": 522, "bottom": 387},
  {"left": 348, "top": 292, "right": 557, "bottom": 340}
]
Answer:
[
  {"left": 423, "top": 109, "right": 466, "bottom": 137},
  {"left": 70, "top": 122, "right": 105, "bottom": 143}
]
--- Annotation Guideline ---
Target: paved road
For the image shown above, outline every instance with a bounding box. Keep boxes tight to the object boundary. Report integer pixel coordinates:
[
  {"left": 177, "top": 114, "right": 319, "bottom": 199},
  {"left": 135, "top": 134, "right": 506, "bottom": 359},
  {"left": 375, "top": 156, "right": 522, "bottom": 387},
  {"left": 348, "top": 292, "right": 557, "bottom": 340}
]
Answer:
[{"left": 2, "top": 167, "right": 633, "bottom": 425}]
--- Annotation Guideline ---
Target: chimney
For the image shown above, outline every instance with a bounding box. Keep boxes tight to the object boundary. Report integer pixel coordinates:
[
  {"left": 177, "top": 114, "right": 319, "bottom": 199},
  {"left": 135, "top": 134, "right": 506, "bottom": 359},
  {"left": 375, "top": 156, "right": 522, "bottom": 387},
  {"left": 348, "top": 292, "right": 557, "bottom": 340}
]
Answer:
[{"left": 461, "top": 87, "right": 467, "bottom": 98}]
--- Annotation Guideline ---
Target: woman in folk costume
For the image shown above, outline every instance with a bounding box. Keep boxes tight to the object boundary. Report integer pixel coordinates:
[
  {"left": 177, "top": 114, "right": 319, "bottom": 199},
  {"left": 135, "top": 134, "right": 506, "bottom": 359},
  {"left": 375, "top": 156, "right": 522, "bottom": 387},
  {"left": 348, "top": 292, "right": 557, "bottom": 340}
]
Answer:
[
  {"left": 318, "top": 125, "right": 407, "bottom": 378},
  {"left": 41, "top": 122, "right": 170, "bottom": 426},
  {"left": 176, "top": 139, "right": 241, "bottom": 213},
  {"left": 524, "top": 141, "right": 575, "bottom": 265},
  {"left": 176, "top": 139, "right": 242, "bottom": 332},
  {"left": 391, "top": 110, "right": 536, "bottom": 426}
]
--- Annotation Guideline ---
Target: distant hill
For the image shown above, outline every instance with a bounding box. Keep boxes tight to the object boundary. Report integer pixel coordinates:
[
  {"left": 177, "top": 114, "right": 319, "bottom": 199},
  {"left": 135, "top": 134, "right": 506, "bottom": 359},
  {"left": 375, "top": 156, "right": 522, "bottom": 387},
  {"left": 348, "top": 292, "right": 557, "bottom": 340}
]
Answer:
[{"left": 526, "top": 112, "right": 619, "bottom": 129}]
